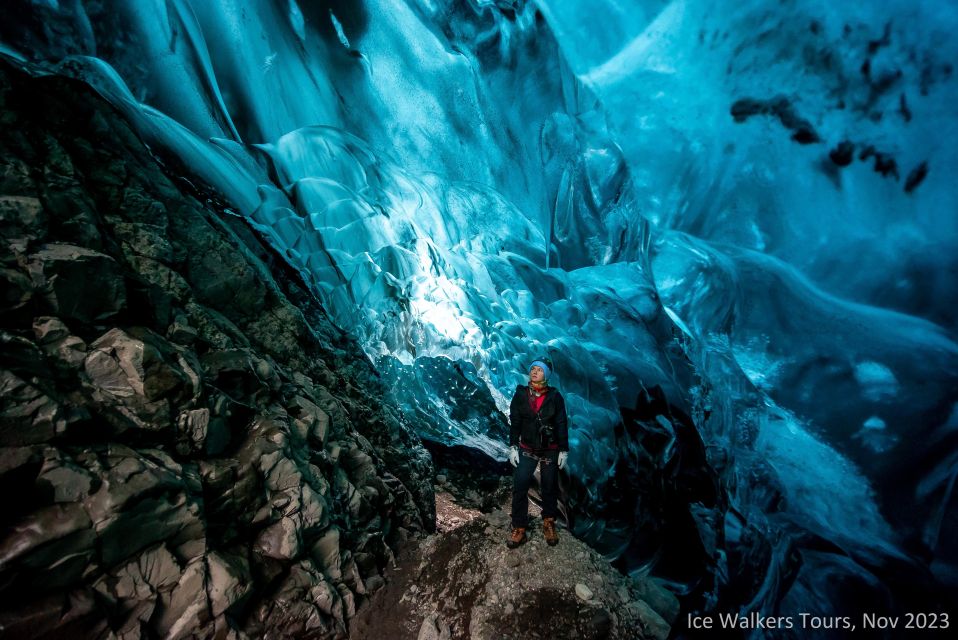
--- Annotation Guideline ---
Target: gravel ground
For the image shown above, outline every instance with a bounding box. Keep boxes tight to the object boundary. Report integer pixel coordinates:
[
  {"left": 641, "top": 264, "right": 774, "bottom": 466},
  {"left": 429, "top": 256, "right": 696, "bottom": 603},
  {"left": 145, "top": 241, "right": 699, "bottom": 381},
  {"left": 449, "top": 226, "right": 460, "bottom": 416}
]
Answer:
[{"left": 350, "top": 498, "right": 678, "bottom": 640}]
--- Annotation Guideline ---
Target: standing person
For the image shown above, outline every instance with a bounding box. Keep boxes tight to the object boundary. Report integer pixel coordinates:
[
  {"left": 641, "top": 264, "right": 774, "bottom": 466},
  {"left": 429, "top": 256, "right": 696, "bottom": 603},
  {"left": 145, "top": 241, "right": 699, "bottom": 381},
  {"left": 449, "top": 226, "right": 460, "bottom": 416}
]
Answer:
[{"left": 507, "top": 357, "right": 569, "bottom": 548}]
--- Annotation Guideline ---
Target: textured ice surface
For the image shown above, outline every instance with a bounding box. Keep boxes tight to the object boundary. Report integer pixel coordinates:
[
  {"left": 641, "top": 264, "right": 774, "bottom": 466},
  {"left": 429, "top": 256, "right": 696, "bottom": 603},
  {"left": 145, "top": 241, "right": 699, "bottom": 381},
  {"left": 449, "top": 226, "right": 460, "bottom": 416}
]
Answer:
[{"left": 3, "top": 0, "right": 956, "bottom": 616}]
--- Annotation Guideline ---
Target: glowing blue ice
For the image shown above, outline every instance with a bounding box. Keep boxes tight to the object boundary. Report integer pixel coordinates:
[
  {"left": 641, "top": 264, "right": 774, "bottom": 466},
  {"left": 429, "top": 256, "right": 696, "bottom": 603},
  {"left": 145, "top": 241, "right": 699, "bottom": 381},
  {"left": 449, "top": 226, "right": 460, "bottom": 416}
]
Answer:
[{"left": 3, "top": 0, "right": 956, "bottom": 616}]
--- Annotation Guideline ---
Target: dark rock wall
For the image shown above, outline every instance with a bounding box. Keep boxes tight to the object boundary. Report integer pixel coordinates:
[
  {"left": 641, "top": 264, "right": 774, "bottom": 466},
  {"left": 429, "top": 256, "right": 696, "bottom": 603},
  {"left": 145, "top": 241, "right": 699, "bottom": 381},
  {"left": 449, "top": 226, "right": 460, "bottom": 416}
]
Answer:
[{"left": 0, "top": 61, "right": 435, "bottom": 639}]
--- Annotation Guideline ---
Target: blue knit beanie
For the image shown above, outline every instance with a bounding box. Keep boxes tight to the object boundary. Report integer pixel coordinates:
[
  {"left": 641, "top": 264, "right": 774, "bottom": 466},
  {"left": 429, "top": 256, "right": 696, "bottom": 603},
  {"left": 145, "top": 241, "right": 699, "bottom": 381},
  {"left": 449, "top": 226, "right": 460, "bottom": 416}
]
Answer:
[{"left": 529, "top": 358, "right": 552, "bottom": 380}]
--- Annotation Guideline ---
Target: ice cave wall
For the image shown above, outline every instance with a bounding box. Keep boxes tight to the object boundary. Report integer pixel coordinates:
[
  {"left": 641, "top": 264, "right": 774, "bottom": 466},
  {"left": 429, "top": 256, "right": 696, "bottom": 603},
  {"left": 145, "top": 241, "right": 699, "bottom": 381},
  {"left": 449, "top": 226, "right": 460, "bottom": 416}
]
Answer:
[{"left": 2, "top": 0, "right": 957, "bottom": 619}]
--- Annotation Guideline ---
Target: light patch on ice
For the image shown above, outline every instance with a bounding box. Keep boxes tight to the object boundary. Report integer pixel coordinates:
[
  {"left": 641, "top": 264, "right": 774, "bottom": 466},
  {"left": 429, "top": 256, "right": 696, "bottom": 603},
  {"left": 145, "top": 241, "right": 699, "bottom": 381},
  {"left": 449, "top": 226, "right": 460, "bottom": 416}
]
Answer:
[
  {"left": 853, "top": 415, "right": 899, "bottom": 454},
  {"left": 581, "top": 0, "right": 687, "bottom": 87},
  {"left": 657, "top": 276, "right": 684, "bottom": 291},
  {"left": 853, "top": 361, "right": 900, "bottom": 401},
  {"left": 749, "top": 221, "right": 766, "bottom": 251},
  {"left": 408, "top": 273, "right": 483, "bottom": 346},
  {"left": 731, "top": 339, "right": 784, "bottom": 391},
  {"left": 757, "top": 408, "right": 900, "bottom": 558},
  {"left": 663, "top": 306, "right": 693, "bottom": 338},
  {"left": 329, "top": 10, "right": 351, "bottom": 49},
  {"left": 287, "top": 0, "right": 305, "bottom": 41},
  {"left": 262, "top": 52, "right": 277, "bottom": 74}
]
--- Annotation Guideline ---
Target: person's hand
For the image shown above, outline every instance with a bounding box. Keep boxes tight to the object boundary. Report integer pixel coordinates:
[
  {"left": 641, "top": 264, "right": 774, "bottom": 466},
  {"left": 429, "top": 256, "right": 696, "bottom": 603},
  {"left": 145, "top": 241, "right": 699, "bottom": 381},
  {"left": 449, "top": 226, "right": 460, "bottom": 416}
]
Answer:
[
  {"left": 558, "top": 452, "right": 568, "bottom": 469},
  {"left": 509, "top": 446, "right": 519, "bottom": 467}
]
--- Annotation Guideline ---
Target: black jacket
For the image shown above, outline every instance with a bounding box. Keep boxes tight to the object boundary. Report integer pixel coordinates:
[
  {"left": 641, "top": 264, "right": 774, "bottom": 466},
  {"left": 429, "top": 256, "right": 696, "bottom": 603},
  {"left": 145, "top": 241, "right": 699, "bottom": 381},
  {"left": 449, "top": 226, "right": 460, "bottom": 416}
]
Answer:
[{"left": 509, "top": 385, "right": 569, "bottom": 452}]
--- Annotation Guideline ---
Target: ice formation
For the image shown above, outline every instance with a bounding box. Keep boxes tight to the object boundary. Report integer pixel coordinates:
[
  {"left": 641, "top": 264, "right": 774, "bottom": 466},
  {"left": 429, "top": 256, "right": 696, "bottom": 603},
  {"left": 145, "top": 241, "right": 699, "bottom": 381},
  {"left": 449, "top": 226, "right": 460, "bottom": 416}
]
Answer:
[{"left": 3, "top": 0, "right": 955, "bottom": 620}]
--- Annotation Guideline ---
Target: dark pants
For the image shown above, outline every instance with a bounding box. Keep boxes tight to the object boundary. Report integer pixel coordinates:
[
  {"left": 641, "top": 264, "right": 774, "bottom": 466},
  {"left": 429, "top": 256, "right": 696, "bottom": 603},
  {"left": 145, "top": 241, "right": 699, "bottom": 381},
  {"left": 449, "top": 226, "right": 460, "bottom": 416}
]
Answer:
[{"left": 511, "top": 449, "right": 559, "bottom": 528}]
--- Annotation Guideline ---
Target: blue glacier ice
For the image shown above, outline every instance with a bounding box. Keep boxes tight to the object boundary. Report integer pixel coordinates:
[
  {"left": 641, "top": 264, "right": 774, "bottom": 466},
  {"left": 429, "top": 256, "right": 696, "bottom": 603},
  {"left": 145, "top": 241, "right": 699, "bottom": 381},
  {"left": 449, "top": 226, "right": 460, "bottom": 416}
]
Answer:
[{"left": 3, "top": 0, "right": 956, "bottom": 627}]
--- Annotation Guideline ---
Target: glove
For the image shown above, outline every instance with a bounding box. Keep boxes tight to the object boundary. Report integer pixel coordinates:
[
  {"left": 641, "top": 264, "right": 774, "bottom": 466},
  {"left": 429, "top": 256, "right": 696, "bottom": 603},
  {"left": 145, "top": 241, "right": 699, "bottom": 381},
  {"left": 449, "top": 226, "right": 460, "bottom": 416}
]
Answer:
[
  {"left": 509, "top": 446, "right": 519, "bottom": 467},
  {"left": 558, "top": 452, "right": 568, "bottom": 469}
]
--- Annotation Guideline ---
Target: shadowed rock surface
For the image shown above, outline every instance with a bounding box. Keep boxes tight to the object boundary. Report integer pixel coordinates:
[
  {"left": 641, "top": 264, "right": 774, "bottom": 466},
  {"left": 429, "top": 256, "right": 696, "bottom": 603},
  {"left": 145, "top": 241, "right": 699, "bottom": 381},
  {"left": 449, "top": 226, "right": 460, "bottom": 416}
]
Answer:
[
  {"left": 349, "top": 512, "right": 678, "bottom": 640},
  {"left": 0, "top": 61, "right": 436, "bottom": 639}
]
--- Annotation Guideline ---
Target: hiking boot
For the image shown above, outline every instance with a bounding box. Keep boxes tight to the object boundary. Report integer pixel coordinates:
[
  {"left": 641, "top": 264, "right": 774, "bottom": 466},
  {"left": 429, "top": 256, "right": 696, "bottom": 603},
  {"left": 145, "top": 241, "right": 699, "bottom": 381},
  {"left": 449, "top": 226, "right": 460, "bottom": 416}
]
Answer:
[
  {"left": 543, "top": 517, "right": 559, "bottom": 546},
  {"left": 506, "top": 527, "right": 527, "bottom": 548}
]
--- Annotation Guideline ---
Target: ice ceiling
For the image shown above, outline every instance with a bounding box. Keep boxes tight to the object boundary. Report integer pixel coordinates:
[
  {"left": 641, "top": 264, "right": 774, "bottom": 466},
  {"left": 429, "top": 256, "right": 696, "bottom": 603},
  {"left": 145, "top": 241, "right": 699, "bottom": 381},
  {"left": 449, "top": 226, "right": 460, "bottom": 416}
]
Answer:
[{"left": 2, "top": 0, "right": 956, "bottom": 620}]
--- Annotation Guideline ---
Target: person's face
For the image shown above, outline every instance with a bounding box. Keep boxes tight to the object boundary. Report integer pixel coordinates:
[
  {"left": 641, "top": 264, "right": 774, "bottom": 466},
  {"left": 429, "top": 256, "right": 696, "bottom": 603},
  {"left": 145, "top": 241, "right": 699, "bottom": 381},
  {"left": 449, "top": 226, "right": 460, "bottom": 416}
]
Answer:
[{"left": 529, "top": 366, "right": 545, "bottom": 383}]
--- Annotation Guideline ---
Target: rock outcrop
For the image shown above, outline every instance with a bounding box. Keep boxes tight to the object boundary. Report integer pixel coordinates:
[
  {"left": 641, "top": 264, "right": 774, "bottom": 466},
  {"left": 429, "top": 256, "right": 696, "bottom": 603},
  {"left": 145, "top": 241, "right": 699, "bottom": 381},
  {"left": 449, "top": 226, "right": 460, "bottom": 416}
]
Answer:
[{"left": 0, "top": 60, "right": 434, "bottom": 638}]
